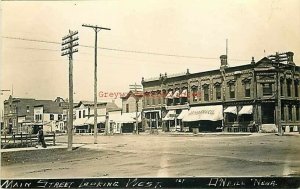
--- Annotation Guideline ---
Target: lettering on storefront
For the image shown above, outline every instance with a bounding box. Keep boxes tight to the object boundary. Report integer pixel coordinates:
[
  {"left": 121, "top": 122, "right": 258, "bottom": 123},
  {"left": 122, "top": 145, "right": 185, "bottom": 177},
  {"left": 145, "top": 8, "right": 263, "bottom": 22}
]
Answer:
[{"left": 190, "top": 110, "right": 215, "bottom": 115}]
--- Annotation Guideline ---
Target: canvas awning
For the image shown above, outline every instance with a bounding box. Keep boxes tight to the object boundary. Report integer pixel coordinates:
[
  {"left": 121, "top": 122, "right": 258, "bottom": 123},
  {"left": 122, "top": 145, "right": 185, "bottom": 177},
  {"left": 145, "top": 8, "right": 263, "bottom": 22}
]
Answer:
[
  {"left": 224, "top": 106, "right": 237, "bottom": 114},
  {"left": 115, "top": 112, "right": 141, "bottom": 123},
  {"left": 85, "top": 116, "right": 106, "bottom": 124},
  {"left": 162, "top": 110, "right": 176, "bottom": 121},
  {"left": 172, "top": 90, "right": 180, "bottom": 98},
  {"left": 165, "top": 91, "right": 173, "bottom": 99},
  {"left": 179, "top": 89, "right": 188, "bottom": 98},
  {"left": 177, "top": 109, "right": 189, "bottom": 119},
  {"left": 182, "top": 105, "right": 223, "bottom": 122},
  {"left": 73, "top": 118, "right": 88, "bottom": 126},
  {"left": 238, "top": 105, "right": 253, "bottom": 115}
]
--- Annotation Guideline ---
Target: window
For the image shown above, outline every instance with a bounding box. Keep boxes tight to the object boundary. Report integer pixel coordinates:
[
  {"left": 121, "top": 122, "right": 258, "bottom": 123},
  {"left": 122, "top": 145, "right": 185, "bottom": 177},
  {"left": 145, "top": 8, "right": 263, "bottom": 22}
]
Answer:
[
  {"left": 157, "top": 92, "right": 161, "bottom": 105},
  {"left": 296, "top": 106, "right": 300, "bottom": 121},
  {"left": 79, "top": 111, "right": 81, "bottom": 118},
  {"left": 288, "top": 105, "right": 293, "bottom": 121},
  {"left": 287, "top": 79, "right": 292, "bottom": 97},
  {"left": 245, "top": 82, "right": 251, "bottom": 97},
  {"left": 167, "top": 99, "right": 172, "bottom": 106},
  {"left": 146, "top": 94, "right": 150, "bottom": 106},
  {"left": 35, "top": 114, "right": 39, "bottom": 121},
  {"left": 58, "top": 114, "right": 62, "bottom": 120},
  {"left": 262, "top": 83, "right": 273, "bottom": 96},
  {"left": 294, "top": 80, "right": 299, "bottom": 97},
  {"left": 26, "top": 105, "right": 30, "bottom": 113},
  {"left": 126, "top": 104, "right": 129, "bottom": 113},
  {"left": 215, "top": 85, "right": 222, "bottom": 100},
  {"left": 204, "top": 86, "right": 209, "bottom": 101},
  {"left": 83, "top": 110, "right": 86, "bottom": 118},
  {"left": 50, "top": 114, "right": 54, "bottom": 120},
  {"left": 229, "top": 84, "right": 235, "bottom": 99},
  {"left": 191, "top": 87, "right": 198, "bottom": 102},
  {"left": 280, "top": 79, "right": 284, "bottom": 96}
]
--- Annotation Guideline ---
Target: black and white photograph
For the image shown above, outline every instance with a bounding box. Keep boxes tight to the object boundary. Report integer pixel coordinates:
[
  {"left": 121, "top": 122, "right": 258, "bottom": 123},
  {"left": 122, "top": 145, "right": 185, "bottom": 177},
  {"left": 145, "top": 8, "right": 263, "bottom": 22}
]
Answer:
[{"left": 1, "top": 0, "right": 300, "bottom": 188}]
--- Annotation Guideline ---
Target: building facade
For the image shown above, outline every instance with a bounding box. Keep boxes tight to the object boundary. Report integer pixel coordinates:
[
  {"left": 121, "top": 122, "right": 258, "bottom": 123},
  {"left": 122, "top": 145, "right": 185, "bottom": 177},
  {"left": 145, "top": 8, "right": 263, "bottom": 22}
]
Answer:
[
  {"left": 3, "top": 96, "right": 66, "bottom": 134},
  {"left": 141, "top": 52, "right": 300, "bottom": 133}
]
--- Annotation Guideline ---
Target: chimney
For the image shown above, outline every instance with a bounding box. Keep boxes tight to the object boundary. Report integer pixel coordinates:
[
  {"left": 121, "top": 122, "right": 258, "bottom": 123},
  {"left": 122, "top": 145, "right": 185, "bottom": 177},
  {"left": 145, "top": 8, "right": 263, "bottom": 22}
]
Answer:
[
  {"left": 220, "top": 55, "right": 228, "bottom": 68},
  {"left": 251, "top": 57, "right": 255, "bottom": 65},
  {"left": 286, "top": 51, "right": 295, "bottom": 65}
]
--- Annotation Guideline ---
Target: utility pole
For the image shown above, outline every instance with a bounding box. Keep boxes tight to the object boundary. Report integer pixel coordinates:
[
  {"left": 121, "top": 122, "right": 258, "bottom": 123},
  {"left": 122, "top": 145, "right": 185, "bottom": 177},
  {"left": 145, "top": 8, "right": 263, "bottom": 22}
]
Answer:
[
  {"left": 130, "top": 83, "right": 143, "bottom": 134},
  {"left": 61, "top": 30, "right": 79, "bottom": 151},
  {"left": 275, "top": 52, "right": 283, "bottom": 136},
  {"left": 82, "top": 24, "right": 110, "bottom": 143}
]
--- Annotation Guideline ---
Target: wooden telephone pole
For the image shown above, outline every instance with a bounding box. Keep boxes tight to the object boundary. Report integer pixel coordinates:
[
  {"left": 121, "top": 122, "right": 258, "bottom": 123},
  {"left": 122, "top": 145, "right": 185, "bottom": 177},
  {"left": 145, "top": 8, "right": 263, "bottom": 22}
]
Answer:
[
  {"left": 61, "top": 30, "right": 79, "bottom": 151},
  {"left": 129, "top": 83, "right": 143, "bottom": 134},
  {"left": 82, "top": 24, "right": 110, "bottom": 143}
]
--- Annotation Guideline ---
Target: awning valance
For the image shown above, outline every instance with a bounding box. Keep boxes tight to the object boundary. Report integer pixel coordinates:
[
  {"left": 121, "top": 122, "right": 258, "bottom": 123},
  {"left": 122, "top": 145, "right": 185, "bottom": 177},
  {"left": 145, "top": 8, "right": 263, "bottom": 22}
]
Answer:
[
  {"left": 238, "top": 105, "right": 253, "bottom": 115},
  {"left": 85, "top": 116, "right": 106, "bottom": 124},
  {"left": 162, "top": 110, "right": 176, "bottom": 121},
  {"left": 224, "top": 106, "right": 237, "bottom": 114},
  {"left": 172, "top": 90, "right": 180, "bottom": 98},
  {"left": 115, "top": 112, "right": 141, "bottom": 123},
  {"left": 182, "top": 105, "right": 223, "bottom": 122},
  {"left": 73, "top": 118, "right": 89, "bottom": 126},
  {"left": 177, "top": 109, "right": 189, "bottom": 119},
  {"left": 179, "top": 89, "right": 188, "bottom": 98},
  {"left": 165, "top": 91, "right": 173, "bottom": 99}
]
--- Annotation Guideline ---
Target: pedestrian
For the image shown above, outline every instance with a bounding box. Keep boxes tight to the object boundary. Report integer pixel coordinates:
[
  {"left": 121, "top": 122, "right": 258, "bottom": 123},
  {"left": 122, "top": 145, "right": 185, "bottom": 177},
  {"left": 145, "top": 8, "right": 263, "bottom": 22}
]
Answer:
[{"left": 36, "top": 126, "right": 47, "bottom": 148}]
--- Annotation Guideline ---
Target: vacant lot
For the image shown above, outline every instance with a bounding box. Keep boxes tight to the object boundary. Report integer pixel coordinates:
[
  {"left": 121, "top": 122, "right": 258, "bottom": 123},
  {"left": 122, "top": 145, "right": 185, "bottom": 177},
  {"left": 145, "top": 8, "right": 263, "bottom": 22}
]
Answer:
[{"left": 1, "top": 133, "right": 300, "bottom": 178}]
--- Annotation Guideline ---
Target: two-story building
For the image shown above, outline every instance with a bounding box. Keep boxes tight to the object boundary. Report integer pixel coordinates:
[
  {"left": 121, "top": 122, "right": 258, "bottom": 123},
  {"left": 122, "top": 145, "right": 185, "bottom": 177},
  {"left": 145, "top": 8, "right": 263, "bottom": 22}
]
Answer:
[
  {"left": 3, "top": 96, "right": 66, "bottom": 134},
  {"left": 117, "top": 90, "right": 143, "bottom": 133},
  {"left": 142, "top": 52, "right": 300, "bottom": 133}
]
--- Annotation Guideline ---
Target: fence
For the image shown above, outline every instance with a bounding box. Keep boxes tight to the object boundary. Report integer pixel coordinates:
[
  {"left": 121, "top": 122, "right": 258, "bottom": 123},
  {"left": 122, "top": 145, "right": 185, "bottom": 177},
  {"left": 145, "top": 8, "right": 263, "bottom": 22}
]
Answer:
[{"left": 1, "top": 132, "right": 56, "bottom": 149}]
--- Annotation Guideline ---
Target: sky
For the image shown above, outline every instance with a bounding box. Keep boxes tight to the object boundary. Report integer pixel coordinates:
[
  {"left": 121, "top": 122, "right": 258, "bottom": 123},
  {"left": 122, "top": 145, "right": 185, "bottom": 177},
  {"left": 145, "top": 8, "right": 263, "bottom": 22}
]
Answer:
[{"left": 1, "top": 0, "right": 300, "bottom": 118}]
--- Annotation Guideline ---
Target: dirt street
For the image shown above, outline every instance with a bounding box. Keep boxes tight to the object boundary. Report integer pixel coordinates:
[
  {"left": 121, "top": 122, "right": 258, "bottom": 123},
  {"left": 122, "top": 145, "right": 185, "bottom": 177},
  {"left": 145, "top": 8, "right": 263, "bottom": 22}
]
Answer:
[{"left": 1, "top": 133, "right": 300, "bottom": 178}]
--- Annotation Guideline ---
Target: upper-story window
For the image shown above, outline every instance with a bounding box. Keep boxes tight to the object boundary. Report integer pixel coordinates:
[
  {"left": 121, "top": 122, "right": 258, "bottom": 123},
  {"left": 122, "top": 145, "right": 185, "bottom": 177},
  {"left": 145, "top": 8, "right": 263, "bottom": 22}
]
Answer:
[
  {"left": 26, "top": 105, "right": 30, "bottom": 113},
  {"left": 173, "top": 89, "right": 180, "bottom": 105},
  {"left": 79, "top": 111, "right": 81, "bottom": 118},
  {"left": 262, "top": 83, "right": 273, "bottom": 96},
  {"left": 157, "top": 91, "right": 161, "bottom": 105},
  {"left": 165, "top": 90, "right": 173, "bottom": 106},
  {"left": 280, "top": 78, "right": 284, "bottom": 97},
  {"left": 58, "top": 114, "right": 62, "bottom": 120},
  {"left": 244, "top": 82, "right": 251, "bottom": 97},
  {"left": 191, "top": 86, "right": 198, "bottom": 102},
  {"left": 50, "top": 114, "right": 54, "bottom": 120},
  {"left": 83, "top": 110, "right": 86, "bottom": 118},
  {"left": 294, "top": 80, "right": 299, "bottom": 97},
  {"left": 215, "top": 84, "right": 222, "bottom": 100},
  {"left": 151, "top": 92, "right": 156, "bottom": 105},
  {"left": 180, "top": 88, "right": 188, "bottom": 104},
  {"left": 229, "top": 83, "right": 235, "bottom": 99},
  {"left": 203, "top": 85, "right": 209, "bottom": 101},
  {"left": 287, "top": 79, "right": 292, "bottom": 97},
  {"left": 126, "top": 104, "right": 129, "bottom": 113}
]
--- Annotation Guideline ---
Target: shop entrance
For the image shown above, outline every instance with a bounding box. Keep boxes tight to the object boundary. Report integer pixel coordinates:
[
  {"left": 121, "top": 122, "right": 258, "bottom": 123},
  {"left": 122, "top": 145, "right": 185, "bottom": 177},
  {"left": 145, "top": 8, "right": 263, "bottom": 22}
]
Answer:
[{"left": 261, "top": 103, "right": 275, "bottom": 124}]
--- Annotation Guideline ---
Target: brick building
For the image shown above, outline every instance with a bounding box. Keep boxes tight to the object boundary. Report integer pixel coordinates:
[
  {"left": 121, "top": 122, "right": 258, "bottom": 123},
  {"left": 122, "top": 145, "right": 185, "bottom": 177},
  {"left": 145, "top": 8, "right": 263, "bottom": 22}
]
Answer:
[{"left": 141, "top": 52, "right": 300, "bottom": 133}]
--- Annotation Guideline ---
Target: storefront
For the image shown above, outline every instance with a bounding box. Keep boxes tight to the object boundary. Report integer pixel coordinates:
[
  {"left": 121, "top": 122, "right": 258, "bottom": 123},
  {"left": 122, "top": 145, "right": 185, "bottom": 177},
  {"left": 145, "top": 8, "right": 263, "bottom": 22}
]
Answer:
[{"left": 182, "top": 105, "right": 223, "bottom": 132}]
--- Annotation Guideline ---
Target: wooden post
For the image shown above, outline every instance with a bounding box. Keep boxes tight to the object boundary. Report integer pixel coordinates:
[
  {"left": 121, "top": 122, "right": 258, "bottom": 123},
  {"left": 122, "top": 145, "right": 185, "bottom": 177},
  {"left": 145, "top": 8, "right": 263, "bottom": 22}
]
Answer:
[
  {"left": 13, "top": 134, "right": 15, "bottom": 147},
  {"left": 21, "top": 132, "right": 23, "bottom": 145},
  {"left": 30, "top": 133, "right": 32, "bottom": 146},
  {"left": 26, "top": 134, "right": 28, "bottom": 147},
  {"left": 53, "top": 133, "right": 56, "bottom": 146}
]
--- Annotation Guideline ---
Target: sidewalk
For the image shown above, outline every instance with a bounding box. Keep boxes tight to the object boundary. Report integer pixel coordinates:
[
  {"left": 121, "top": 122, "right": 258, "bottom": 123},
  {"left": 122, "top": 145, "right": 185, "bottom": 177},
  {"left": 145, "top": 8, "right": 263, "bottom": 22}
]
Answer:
[{"left": 0, "top": 143, "right": 83, "bottom": 153}]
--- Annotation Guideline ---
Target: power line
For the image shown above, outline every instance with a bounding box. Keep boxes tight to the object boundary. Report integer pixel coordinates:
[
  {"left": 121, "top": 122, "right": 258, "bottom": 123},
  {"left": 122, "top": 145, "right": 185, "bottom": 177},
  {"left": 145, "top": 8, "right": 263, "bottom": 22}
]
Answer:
[{"left": 2, "top": 35, "right": 249, "bottom": 61}]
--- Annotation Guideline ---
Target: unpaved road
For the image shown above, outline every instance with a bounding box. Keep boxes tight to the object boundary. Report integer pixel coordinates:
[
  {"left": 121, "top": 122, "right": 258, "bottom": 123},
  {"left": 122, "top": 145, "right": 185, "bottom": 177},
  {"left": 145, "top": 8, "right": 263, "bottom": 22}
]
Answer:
[{"left": 1, "top": 133, "right": 300, "bottom": 178}]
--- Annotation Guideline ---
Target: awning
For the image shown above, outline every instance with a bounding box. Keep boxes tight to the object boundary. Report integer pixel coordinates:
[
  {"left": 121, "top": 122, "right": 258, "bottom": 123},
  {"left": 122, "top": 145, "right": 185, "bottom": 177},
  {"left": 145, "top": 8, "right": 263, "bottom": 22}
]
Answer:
[
  {"left": 179, "top": 89, "right": 188, "bottom": 98},
  {"left": 177, "top": 109, "right": 189, "bottom": 119},
  {"left": 224, "top": 106, "right": 237, "bottom": 114},
  {"left": 115, "top": 112, "right": 141, "bottom": 123},
  {"left": 73, "top": 118, "right": 88, "bottom": 126},
  {"left": 182, "top": 105, "right": 223, "bottom": 122},
  {"left": 85, "top": 116, "right": 106, "bottom": 124},
  {"left": 172, "top": 90, "right": 180, "bottom": 98},
  {"left": 162, "top": 110, "right": 176, "bottom": 121},
  {"left": 165, "top": 91, "right": 173, "bottom": 99},
  {"left": 238, "top": 105, "right": 253, "bottom": 115}
]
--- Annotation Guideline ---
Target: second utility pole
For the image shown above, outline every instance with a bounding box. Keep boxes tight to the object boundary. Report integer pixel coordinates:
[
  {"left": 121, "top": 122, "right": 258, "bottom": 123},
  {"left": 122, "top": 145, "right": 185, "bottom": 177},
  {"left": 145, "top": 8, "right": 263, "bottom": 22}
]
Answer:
[{"left": 82, "top": 24, "right": 110, "bottom": 144}]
